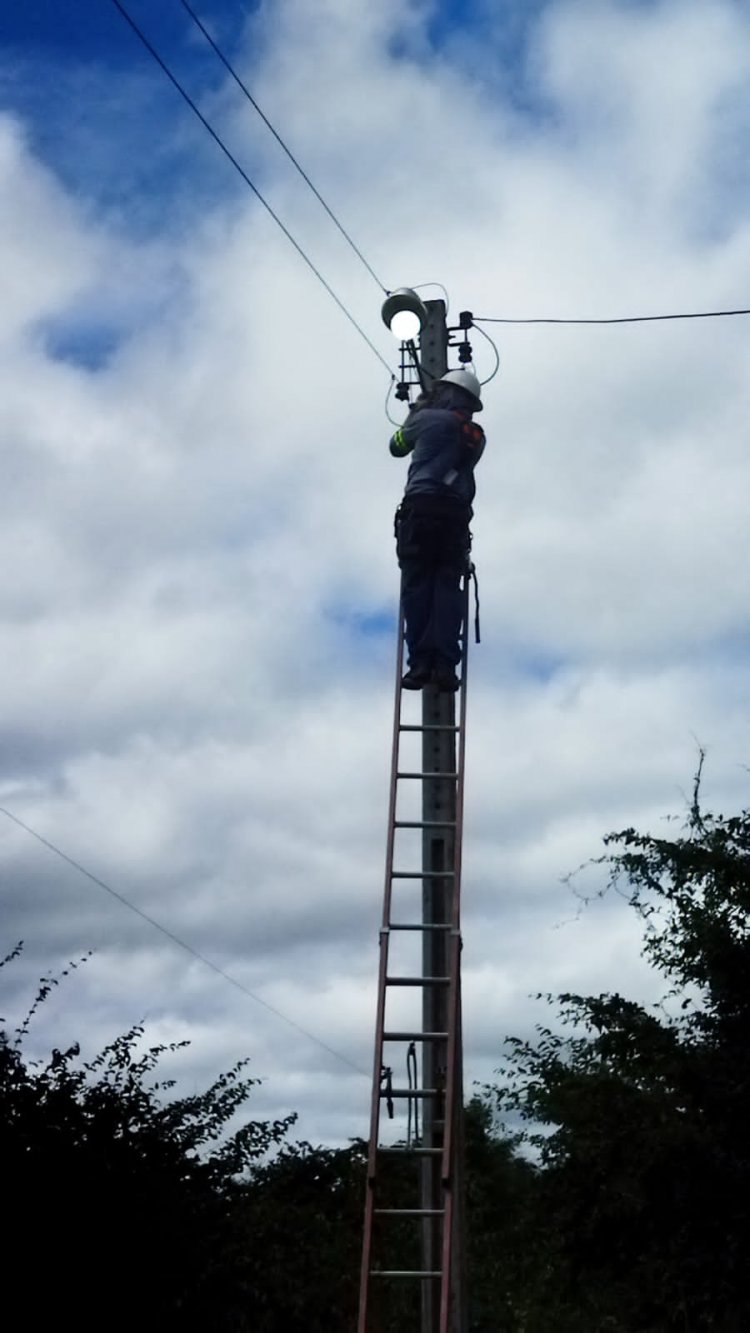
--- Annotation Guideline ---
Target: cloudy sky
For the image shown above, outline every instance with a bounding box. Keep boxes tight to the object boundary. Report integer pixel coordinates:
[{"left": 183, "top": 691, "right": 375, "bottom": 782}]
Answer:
[{"left": 2, "top": 0, "right": 750, "bottom": 1148}]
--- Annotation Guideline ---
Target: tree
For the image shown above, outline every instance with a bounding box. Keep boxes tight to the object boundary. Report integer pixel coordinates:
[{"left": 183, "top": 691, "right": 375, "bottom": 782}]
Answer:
[
  {"left": 463, "top": 1095, "right": 537, "bottom": 1332},
  {"left": 234, "top": 1138, "right": 368, "bottom": 1331},
  {"left": 488, "top": 777, "right": 750, "bottom": 1331},
  {"left": 0, "top": 946, "right": 294, "bottom": 1329}
]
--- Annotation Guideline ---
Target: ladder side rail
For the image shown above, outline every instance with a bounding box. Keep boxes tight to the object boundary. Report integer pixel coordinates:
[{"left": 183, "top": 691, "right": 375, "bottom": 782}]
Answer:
[
  {"left": 439, "top": 574, "right": 471, "bottom": 1333},
  {"left": 440, "top": 572, "right": 471, "bottom": 1181},
  {"left": 358, "top": 596, "right": 408, "bottom": 1333},
  {"left": 442, "top": 979, "right": 467, "bottom": 1333},
  {"left": 420, "top": 681, "right": 456, "bottom": 1333}
]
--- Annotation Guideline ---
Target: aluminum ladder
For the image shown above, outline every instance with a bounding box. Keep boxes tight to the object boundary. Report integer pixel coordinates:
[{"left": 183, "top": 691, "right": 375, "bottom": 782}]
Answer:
[{"left": 358, "top": 576, "right": 470, "bottom": 1333}]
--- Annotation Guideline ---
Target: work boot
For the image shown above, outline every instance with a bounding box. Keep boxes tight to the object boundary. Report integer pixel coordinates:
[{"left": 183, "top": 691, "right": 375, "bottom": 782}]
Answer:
[
  {"left": 401, "top": 662, "right": 432, "bottom": 690},
  {"left": 432, "top": 663, "right": 460, "bottom": 692}
]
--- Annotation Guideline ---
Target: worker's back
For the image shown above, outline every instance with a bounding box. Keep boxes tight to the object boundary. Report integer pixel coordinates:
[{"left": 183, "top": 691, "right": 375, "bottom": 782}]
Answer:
[{"left": 390, "top": 385, "right": 485, "bottom": 509}]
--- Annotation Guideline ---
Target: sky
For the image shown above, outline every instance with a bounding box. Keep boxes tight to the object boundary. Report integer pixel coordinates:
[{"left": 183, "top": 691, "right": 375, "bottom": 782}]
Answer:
[{"left": 2, "top": 0, "right": 750, "bottom": 1149}]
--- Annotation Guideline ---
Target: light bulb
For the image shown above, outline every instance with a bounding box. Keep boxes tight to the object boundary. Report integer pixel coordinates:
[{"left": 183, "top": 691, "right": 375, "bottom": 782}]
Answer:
[{"left": 390, "top": 309, "right": 422, "bottom": 341}]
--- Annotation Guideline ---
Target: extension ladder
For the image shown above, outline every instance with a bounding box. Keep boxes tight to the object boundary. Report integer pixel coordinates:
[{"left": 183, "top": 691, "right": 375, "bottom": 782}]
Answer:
[{"left": 358, "top": 577, "right": 470, "bottom": 1333}]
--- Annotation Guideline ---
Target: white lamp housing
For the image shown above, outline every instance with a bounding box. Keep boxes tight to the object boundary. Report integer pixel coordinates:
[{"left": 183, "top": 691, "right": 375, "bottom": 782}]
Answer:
[{"left": 381, "top": 287, "right": 429, "bottom": 340}]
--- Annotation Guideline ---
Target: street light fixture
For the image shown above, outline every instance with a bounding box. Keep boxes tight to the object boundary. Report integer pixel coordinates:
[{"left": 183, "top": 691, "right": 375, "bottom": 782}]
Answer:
[{"left": 381, "top": 287, "right": 429, "bottom": 342}]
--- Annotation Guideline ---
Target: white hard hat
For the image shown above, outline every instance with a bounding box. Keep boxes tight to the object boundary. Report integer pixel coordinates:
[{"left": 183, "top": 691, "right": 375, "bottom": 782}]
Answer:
[{"left": 439, "top": 369, "right": 483, "bottom": 412}]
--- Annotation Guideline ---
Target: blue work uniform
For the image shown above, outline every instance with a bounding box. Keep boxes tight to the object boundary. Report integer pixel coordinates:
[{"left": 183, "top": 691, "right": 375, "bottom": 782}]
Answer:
[{"left": 390, "top": 389, "right": 485, "bottom": 672}]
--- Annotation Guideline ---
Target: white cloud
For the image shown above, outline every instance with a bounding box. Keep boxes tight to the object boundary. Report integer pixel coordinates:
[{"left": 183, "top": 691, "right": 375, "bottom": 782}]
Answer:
[{"left": 2, "top": 0, "right": 750, "bottom": 1146}]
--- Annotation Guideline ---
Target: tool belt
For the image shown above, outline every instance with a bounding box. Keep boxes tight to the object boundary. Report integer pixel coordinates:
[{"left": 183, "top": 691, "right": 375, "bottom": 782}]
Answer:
[
  {"left": 395, "top": 492, "right": 472, "bottom": 527},
  {"left": 393, "top": 498, "right": 480, "bottom": 643}
]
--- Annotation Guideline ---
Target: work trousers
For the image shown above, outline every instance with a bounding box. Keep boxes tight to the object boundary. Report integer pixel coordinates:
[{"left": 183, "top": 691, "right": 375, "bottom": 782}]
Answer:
[{"left": 395, "top": 498, "right": 470, "bottom": 669}]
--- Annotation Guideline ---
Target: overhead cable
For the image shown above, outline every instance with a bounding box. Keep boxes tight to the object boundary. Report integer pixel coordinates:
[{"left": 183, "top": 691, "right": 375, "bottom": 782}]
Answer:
[
  {"left": 179, "top": 0, "right": 386, "bottom": 293},
  {"left": 110, "top": 0, "right": 394, "bottom": 378},
  {"left": 472, "top": 321, "right": 500, "bottom": 385},
  {"left": 384, "top": 375, "right": 401, "bottom": 427},
  {"left": 411, "top": 281, "right": 451, "bottom": 313},
  {"left": 474, "top": 306, "right": 750, "bottom": 326},
  {"left": 0, "top": 804, "right": 367, "bottom": 1078}
]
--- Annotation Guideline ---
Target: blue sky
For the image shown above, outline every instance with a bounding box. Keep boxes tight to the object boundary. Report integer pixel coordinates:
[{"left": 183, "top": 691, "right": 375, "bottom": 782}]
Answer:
[
  {"left": 6, "top": 0, "right": 541, "bottom": 63},
  {"left": 1, "top": 1, "right": 264, "bottom": 231},
  {"left": 2, "top": 1, "right": 555, "bottom": 226},
  {"left": 4, "top": 0, "right": 750, "bottom": 1150},
  {"left": 3, "top": 0, "right": 256, "bottom": 60}
]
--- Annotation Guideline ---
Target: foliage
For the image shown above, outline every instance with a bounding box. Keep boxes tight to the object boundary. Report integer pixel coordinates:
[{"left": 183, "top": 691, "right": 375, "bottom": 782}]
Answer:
[
  {"left": 0, "top": 941, "right": 536, "bottom": 1330},
  {"left": 0, "top": 946, "right": 294, "bottom": 1329},
  {"left": 487, "top": 781, "right": 750, "bottom": 1331},
  {"left": 463, "top": 1095, "right": 537, "bottom": 1332},
  {"left": 234, "top": 1137, "right": 369, "bottom": 1331}
]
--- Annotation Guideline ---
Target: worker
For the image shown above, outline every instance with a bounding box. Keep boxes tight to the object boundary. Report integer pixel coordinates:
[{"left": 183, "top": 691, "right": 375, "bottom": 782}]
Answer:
[{"left": 390, "top": 368, "right": 485, "bottom": 691}]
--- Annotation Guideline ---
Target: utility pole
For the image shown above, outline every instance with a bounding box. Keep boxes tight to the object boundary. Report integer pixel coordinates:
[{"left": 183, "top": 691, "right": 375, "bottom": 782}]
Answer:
[
  {"left": 419, "top": 299, "right": 467, "bottom": 1333},
  {"left": 358, "top": 290, "right": 470, "bottom": 1333}
]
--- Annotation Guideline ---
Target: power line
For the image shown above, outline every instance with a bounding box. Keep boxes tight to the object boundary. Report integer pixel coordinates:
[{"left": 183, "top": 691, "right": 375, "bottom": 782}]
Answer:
[
  {"left": 0, "top": 804, "right": 367, "bottom": 1078},
  {"left": 474, "top": 306, "right": 750, "bottom": 326},
  {"left": 473, "top": 320, "right": 500, "bottom": 386},
  {"left": 110, "top": 0, "right": 394, "bottom": 378},
  {"left": 178, "top": 0, "right": 386, "bottom": 294}
]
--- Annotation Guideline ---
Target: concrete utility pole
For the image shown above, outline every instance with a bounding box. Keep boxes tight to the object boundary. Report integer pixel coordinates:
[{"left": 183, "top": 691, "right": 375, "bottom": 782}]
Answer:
[
  {"left": 419, "top": 299, "right": 467, "bottom": 1333},
  {"left": 359, "top": 288, "right": 471, "bottom": 1333}
]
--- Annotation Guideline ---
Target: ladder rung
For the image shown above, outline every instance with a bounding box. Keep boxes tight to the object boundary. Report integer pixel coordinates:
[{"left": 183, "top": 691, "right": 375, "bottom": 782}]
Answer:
[
  {"left": 397, "top": 771, "right": 458, "bottom": 780},
  {"left": 394, "top": 820, "right": 456, "bottom": 830},
  {"left": 391, "top": 871, "right": 455, "bottom": 879},
  {"left": 386, "top": 976, "right": 450, "bottom": 986},
  {"left": 371, "top": 1270, "right": 442, "bottom": 1278},
  {"left": 382, "top": 1088, "right": 441, "bottom": 1098},
  {"left": 378, "top": 1145, "right": 442, "bottom": 1156},
  {"left": 374, "top": 1208, "right": 445, "bottom": 1217},
  {"left": 383, "top": 1031, "right": 448, "bottom": 1041},
  {"left": 388, "top": 922, "right": 452, "bottom": 931},
  {"left": 399, "top": 724, "right": 460, "bottom": 733}
]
